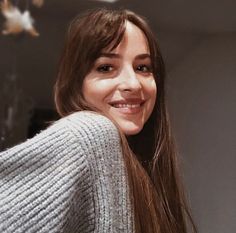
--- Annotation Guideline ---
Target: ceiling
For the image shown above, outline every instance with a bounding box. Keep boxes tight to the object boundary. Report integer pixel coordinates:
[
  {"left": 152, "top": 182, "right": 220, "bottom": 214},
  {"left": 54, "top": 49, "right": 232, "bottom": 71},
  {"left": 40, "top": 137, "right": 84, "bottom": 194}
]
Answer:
[{"left": 41, "top": 0, "right": 236, "bottom": 33}]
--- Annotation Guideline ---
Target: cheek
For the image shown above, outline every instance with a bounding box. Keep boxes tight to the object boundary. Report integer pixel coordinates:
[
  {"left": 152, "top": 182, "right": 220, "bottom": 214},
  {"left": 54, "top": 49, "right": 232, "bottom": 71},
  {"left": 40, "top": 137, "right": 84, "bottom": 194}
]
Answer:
[
  {"left": 147, "top": 79, "right": 157, "bottom": 104},
  {"left": 82, "top": 77, "right": 95, "bottom": 102},
  {"left": 82, "top": 78, "right": 114, "bottom": 107},
  {"left": 145, "top": 80, "right": 157, "bottom": 121},
  {"left": 82, "top": 80, "right": 98, "bottom": 106}
]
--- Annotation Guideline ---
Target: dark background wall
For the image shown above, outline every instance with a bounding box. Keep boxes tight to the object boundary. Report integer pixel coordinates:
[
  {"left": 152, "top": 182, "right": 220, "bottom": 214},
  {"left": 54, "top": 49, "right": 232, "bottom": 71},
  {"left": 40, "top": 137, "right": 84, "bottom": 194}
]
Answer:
[{"left": 0, "top": 0, "right": 235, "bottom": 232}]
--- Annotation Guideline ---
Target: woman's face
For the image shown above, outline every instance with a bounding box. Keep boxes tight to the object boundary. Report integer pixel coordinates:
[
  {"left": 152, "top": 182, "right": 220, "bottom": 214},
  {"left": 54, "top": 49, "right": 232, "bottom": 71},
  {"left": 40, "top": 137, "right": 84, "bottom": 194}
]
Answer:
[{"left": 82, "top": 21, "right": 157, "bottom": 135}]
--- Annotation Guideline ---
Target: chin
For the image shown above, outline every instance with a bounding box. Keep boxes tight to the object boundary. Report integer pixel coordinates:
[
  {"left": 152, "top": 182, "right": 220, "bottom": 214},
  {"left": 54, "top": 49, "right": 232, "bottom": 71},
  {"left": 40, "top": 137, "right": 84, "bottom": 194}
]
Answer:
[
  {"left": 120, "top": 125, "right": 143, "bottom": 136},
  {"left": 114, "top": 118, "right": 145, "bottom": 135}
]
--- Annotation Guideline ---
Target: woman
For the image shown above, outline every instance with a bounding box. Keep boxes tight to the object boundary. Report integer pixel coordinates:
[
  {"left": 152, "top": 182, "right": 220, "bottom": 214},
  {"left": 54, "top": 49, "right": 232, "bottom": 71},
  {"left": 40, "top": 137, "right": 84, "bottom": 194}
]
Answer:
[
  {"left": 55, "top": 8, "right": 197, "bottom": 233},
  {"left": 0, "top": 8, "right": 196, "bottom": 233}
]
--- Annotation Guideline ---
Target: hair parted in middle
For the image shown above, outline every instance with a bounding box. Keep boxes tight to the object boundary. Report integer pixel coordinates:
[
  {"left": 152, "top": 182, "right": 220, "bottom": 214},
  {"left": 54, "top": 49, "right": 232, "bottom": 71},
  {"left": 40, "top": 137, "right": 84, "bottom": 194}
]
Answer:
[{"left": 54, "top": 8, "right": 197, "bottom": 233}]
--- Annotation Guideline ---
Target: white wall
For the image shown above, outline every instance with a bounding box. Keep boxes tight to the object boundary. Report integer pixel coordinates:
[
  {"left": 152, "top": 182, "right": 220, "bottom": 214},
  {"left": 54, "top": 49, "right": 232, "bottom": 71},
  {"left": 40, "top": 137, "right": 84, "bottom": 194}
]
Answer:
[{"left": 164, "top": 32, "right": 236, "bottom": 233}]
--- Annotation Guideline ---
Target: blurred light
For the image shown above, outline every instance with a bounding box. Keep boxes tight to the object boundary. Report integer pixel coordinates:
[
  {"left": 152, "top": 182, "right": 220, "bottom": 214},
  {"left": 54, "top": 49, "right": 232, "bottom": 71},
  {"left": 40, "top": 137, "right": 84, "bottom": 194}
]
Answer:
[{"left": 94, "top": 0, "right": 119, "bottom": 3}]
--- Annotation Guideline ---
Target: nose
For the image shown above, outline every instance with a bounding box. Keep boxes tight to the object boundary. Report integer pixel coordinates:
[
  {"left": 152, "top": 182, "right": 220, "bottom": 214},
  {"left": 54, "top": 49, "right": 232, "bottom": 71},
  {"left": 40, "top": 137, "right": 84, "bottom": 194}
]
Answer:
[{"left": 118, "top": 66, "right": 142, "bottom": 92}]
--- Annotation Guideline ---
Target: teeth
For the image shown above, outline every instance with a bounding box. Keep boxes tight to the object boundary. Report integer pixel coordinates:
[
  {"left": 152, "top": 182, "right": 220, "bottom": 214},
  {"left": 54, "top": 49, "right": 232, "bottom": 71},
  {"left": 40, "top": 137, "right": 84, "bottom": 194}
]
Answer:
[{"left": 113, "top": 103, "right": 141, "bottom": 108}]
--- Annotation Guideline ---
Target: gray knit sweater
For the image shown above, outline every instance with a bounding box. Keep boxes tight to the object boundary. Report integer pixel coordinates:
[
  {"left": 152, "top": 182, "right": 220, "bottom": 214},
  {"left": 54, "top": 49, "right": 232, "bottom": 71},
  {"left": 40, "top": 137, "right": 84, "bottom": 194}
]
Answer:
[{"left": 0, "top": 111, "right": 134, "bottom": 233}]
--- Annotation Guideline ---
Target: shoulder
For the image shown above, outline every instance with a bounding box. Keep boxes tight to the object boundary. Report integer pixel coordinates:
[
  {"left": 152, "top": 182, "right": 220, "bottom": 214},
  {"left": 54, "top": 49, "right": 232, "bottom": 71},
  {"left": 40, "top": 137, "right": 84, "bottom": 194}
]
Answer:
[
  {"left": 61, "top": 111, "right": 117, "bottom": 131},
  {"left": 0, "top": 111, "right": 120, "bottom": 156},
  {"left": 56, "top": 111, "right": 120, "bottom": 146}
]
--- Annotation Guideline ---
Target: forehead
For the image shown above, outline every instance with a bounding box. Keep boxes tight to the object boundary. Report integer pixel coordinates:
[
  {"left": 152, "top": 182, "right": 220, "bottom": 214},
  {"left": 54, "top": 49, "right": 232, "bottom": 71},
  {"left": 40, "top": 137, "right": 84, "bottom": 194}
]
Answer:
[
  {"left": 105, "top": 20, "right": 150, "bottom": 54},
  {"left": 125, "top": 21, "right": 147, "bottom": 40}
]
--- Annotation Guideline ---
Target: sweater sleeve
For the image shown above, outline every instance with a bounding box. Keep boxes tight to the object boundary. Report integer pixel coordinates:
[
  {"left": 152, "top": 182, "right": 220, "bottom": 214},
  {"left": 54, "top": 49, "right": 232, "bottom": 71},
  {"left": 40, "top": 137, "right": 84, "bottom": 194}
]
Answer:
[
  {"left": 64, "top": 111, "right": 134, "bottom": 233},
  {"left": 0, "top": 111, "right": 134, "bottom": 233}
]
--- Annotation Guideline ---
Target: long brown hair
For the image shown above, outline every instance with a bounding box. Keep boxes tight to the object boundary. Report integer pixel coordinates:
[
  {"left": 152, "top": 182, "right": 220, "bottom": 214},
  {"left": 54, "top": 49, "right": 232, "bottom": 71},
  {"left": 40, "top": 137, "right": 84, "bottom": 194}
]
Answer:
[{"left": 54, "top": 8, "right": 197, "bottom": 233}]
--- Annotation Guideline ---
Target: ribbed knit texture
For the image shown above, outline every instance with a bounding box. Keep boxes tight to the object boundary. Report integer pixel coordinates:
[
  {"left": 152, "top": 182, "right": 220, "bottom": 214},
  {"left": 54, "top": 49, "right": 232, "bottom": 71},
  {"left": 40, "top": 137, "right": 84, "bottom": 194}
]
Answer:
[{"left": 0, "top": 111, "right": 134, "bottom": 233}]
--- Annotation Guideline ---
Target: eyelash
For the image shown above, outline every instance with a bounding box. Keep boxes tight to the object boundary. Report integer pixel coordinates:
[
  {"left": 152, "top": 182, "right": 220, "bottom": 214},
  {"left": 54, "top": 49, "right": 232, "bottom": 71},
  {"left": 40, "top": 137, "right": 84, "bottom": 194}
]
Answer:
[
  {"left": 96, "top": 64, "right": 114, "bottom": 73},
  {"left": 95, "top": 64, "right": 153, "bottom": 74},
  {"left": 136, "top": 64, "right": 153, "bottom": 74}
]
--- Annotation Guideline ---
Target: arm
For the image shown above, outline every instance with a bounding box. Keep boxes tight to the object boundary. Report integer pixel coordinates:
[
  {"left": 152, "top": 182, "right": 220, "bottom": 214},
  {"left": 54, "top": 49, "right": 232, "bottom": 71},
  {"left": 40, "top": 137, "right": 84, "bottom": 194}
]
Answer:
[{"left": 0, "top": 111, "right": 134, "bottom": 233}]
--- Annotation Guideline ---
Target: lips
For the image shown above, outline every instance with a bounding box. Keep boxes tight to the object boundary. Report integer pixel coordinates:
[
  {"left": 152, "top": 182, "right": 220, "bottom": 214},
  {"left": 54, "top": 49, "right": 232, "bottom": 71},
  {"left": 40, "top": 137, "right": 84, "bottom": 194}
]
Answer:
[
  {"left": 112, "top": 103, "right": 141, "bottom": 108},
  {"left": 108, "top": 99, "right": 145, "bottom": 114}
]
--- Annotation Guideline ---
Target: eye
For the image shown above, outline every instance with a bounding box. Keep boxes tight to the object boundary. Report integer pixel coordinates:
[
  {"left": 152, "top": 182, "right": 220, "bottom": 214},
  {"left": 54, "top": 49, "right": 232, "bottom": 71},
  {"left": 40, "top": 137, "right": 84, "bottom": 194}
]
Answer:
[
  {"left": 136, "top": 64, "right": 153, "bottom": 73},
  {"left": 96, "top": 64, "right": 114, "bottom": 73}
]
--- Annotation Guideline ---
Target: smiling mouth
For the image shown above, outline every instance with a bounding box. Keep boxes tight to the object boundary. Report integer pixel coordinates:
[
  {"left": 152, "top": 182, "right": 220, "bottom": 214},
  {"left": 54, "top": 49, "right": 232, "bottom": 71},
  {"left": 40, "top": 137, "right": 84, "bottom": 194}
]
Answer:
[
  {"left": 111, "top": 103, "right": 142, "bottom": 108},
  {"left": 108, "top": 100, "right": 145, "bottom": 114}
]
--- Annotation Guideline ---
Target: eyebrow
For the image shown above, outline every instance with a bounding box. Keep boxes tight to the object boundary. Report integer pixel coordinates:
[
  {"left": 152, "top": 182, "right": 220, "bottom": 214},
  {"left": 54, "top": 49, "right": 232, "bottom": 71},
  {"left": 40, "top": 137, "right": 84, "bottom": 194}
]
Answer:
[
  {"left": 100, "top": 53, "right": 120, "bottom": 58},
  {"left": 99, "top": 53, "right": 151, "bottom": 60},
  {"left": 135, "top": 54, "right": 151, "bottom": 60}
]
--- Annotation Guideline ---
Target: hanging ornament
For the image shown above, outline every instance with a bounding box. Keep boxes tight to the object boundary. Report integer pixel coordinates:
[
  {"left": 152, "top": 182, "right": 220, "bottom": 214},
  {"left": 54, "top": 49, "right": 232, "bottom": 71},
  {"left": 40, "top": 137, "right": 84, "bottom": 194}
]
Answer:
[
  {"left": 0, "top": 0, "right": 39, "bottom": 36},
  {"left": 32, "top": 0, "right": 44, "bottom": 8}
]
